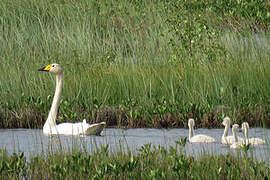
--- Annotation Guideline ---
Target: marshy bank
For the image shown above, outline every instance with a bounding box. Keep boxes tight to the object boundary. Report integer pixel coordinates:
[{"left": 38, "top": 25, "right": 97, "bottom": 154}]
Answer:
[
  {"left": 0, "top": 104, "right": 269, "bottom": 129},
  {"left": 0, "top": 0, "right": 269, "bottom": 129}
]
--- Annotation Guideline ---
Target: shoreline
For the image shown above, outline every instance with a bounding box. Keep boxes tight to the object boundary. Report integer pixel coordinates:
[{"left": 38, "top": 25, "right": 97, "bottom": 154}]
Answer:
[{"left": 0, "top": 105, "right": 269, "bottom": 129}]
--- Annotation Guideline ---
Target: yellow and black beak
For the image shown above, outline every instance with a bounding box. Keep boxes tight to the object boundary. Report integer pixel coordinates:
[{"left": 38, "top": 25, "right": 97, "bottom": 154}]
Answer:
[{"left": 38, "top": 65, "right": 53, "bottom": 72}]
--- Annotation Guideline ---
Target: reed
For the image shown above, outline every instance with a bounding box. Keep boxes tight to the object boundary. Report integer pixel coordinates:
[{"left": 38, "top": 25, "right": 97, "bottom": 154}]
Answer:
[{"left": 0, "top": 0, "right": 269, "bottom": 128}]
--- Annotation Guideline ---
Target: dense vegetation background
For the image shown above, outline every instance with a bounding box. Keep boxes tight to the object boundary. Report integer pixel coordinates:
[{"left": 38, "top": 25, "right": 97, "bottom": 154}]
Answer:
[{"left": 0, "top": 0, "right": 269, "bottom": 128}]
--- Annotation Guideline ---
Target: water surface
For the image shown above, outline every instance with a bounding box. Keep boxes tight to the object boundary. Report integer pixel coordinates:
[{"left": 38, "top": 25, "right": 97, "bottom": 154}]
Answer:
[{"left": 0, "top": 128, "right": 269, "bottom": 161}]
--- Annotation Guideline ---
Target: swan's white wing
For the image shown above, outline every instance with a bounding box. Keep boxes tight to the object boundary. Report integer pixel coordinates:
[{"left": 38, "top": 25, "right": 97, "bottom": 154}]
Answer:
[
  {"left": 54, "top": 122, "right": 87, "bottom": 135},
  {"left": 43, "top": 122, "right": 106, "bottom": 136},
  {"left": 54, "top": 122, "right": 106, "bottom": 136},
  {"left": 189, "top": 134, "right": 215, "bottom": 143}
]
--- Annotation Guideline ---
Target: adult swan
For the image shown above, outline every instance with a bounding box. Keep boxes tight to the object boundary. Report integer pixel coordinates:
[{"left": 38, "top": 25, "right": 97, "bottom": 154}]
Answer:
[{"left": 39, "top": 63, "right": 106, "bottom": 136}]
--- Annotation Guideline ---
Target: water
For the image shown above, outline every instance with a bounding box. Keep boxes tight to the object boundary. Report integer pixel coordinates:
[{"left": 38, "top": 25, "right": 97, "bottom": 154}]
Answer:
[{"left": 0, "top": 128, "right": 269, "bottom": 161}]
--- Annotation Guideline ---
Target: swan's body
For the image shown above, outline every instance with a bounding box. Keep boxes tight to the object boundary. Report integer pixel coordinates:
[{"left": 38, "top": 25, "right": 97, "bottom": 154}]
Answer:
[
  {"left": 39, "top": 64, "right": 106, "bottom": 136},
  {"left": 188, "top": 119, "right": 215, "bottom": 143},
  {"left": 221, "top": 117, "right": 243, "bottom": 144},
  {"left": 43, "top": 119, "right": 106, "bottom": 136},
  {"left": 241, "top": 122, "right": 265, "bottom": 145},
  {"left": 230, "top": 124, "right": 247, "bottom": 149}
]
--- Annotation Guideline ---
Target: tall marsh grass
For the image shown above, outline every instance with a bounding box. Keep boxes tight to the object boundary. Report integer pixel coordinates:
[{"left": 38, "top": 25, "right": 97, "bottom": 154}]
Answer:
[{"left": 0, "top": 0, "right": 269, "bottom": 128}]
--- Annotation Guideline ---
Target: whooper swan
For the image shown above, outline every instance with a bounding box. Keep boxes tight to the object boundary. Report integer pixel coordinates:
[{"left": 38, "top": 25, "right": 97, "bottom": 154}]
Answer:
[
  {"left": 241, "top": 122, "right": 265, "bottom": 145},
  {"left": 39, "top": 63, "right": 106, "bottom": 136},
  {"left": 221, "top": 117, "right": 243, "bottom": 145},
  {"left": 188, "top": 119, "right": 215, "bottom": 143},
  {"left": 230, "top": 124, "right": 247, "bottom": 149}
]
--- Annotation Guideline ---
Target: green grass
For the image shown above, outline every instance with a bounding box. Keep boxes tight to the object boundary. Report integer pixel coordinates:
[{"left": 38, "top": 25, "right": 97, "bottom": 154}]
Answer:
[
  {"left": 0, "top": 143, "right": 270, "bottom": 179},
  {"left": 0, "top": 0, "right": 269, "bottom": 128}
]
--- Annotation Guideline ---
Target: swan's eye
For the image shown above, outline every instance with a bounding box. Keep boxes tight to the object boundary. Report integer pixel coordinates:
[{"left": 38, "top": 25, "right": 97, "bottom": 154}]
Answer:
[{"left": 52, "top": 65, "right": 55, "bottom": 67}]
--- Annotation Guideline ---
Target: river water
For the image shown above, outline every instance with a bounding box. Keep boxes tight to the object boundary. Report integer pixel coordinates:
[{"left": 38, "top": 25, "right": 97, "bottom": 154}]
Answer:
[{"left": 0, "top": 128, "right": 269, "bottom": 161}]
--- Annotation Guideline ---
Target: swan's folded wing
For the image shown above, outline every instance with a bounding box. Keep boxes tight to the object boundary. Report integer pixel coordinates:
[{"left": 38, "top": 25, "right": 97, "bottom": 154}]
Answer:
[
  {"left": 54, "top": 123, "right": 84, "bottom": 135},
  {"left": 190, "top": 134, "right": 215, "bottom": 143}
]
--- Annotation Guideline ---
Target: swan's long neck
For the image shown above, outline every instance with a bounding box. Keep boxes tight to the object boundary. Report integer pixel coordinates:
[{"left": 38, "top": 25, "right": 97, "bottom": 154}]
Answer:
[
  {"left": 243, "top": 126, "right": 249, "bottom": 143},
  {"left": 189, "top": 126, "right": 194, "bottom": 141},
  {"left": 44, "top": 73, "right": 63, "bottom": 129},
  {"left": 223, "top": 123, "right": 230, "bottom": 137},
  {"left": 232, "top": 128, "right": 238, "bottom": 142}
]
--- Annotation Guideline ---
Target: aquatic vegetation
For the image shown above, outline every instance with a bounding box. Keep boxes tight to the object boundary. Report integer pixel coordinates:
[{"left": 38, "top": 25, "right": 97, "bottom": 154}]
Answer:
[
  {"left": 0, "top": 0, "right": 269, "bottom": 128},
  {"left": 0, "top": 143, "right": 270, "bottom": 179},
  {"left": 175, "top": 137, "right": 188, "bottom": 147},
  {"left": 0, "top": 152, "right": 27, "bottom": 179}
]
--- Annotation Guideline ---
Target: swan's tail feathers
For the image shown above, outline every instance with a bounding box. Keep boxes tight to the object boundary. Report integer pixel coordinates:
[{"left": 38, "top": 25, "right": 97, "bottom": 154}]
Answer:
[{"left": 85, "top": 122, "right": 106, "bottom": 136}]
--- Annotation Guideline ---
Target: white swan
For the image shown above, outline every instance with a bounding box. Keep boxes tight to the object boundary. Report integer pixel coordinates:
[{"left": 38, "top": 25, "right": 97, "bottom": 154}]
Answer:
[
  {"left": 188, "top": 119, "right": 215, "bottom": 143},
  {"left": 221, "top": 117, "right": 243, "bottom": 144},
  {"left": 39, "top": 63, "right": 106, "bottom": 136},
  {"left": 230, "top": 124, "right": 247, "bottom": 149},
  {"left": 241, "top": 122, "right": 265, "bottom": 145}
]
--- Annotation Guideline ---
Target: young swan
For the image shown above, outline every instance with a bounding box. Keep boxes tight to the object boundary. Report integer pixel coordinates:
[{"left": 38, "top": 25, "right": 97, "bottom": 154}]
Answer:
[
  {"left": 221, "top": 117, "right": 243, "bottom": 144},
  {"left": 39, "top": 64, "right": 106, "bottom": 136},
  {"left": 230, "top": 124, "right": 247, "bottom": 149},
  {"left": 241, "top": 122, "right": 265, "bottom": 145},
  {"left": 188, "top": 119, "right": 215, "bottom": 143}
]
